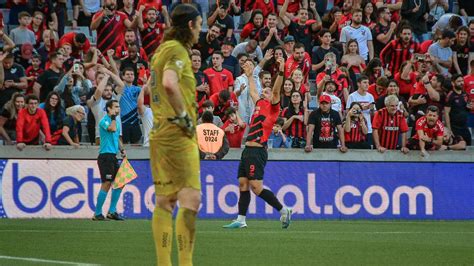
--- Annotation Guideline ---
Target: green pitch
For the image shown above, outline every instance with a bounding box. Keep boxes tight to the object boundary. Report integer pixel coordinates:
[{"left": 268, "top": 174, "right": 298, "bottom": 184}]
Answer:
[{"left": 0, "top": 219, "right": 473, "bottom": 265}]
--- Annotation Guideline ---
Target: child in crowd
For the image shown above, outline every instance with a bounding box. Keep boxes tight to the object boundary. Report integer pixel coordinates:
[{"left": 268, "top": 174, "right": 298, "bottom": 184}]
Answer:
[
  {"left": 268, "top": 117, "right": 290, "bottom": 148},
  {"left": 25, "top": 54, "right": 44, "bottom": 95},
  {"left": 222, "top": 107, "right": 246, "bottom": 148},
  {"left": 198, "top": 100, "right": 223, "bottom": 127}
]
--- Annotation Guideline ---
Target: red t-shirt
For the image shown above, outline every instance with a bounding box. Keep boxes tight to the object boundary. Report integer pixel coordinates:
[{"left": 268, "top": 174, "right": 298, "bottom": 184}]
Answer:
[
  {"left": 394, "top": 72, "right": 417, "bottom": 96},
  {"left": 284, "top": 53, "right": 312, "bottom": 84},
  {"left": 209, "top": 92, "right": 238, "bottom": 121},
  {"left": 16, "top": 108, "right": 52, "bottom": 144},
  {"left": 277, "top": 0, "right": 301, "bottom": 13},
  {"left": 58, "top": 32, "right": 91, "bottom": 58},
  {"left": 420, "top": 40, "right": 433, "bottom": 54},
  {"left": 252, "top": 0, "right": 275, "bottom": 17},
  {"left": 203, "top": 67, "right": 234, "bottom": 96},
  {"left": 25, "top": 66, "right": 44, "bottom": 95},
  {"left": 368, "top": 84, "right": 387, "bottom": 102},
  {"left": 414, "top": 116, "right": 444, "bottom": 140},
  {"left": 137, "top": 0, "right": 162, "bottom": 15},
  {"left": 247, "top": 99, "right": 280, "bottom": 145},
  {"left": 464, "top": 74, "right": 474, "bottom": 113},
  {"left": 222, "top": 120, "right": 246, "bottom": 148}
]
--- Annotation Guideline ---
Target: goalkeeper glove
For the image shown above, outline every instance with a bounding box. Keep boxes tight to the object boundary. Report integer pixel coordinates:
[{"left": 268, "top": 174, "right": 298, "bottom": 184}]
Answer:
[{"left": 168, "top": 111, "right": 195, "bottom": 137}]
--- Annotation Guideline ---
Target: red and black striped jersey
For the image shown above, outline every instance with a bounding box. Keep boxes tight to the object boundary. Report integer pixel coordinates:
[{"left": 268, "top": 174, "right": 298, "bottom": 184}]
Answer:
[
  {"left": 372, "top": 108, "right": 408, "bottom": 150},
  {"left": 380, "top": 39, "right": 421, "bottom": 75},
  {"left": 140, "top": 22, "right": 165, "bottom": 59},
  {"left": 92, "top": 11, "right": 128, "bottom": 53},
  {"left": 344, "top": 119, "right": 366, "bottom": 143},
  {"left": 247, "top": 99, "right": 280, "bottom": 145},
  {"left": 281, "top": 106, "right": 306, "bottom": 139}
]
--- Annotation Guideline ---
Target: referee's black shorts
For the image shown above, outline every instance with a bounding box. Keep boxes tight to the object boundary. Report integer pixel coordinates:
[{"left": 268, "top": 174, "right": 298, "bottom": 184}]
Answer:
[
  {"left": 237, "top": 146, "right": 268, "bottom": 180},
  {"left": 97, "top": 153, "right": 119, "bottom": 183}
]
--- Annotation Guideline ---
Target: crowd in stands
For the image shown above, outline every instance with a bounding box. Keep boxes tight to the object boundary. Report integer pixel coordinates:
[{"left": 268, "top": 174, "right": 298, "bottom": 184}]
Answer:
[{"left": 0, "top": 0, "right": 473, "bottom": 158}]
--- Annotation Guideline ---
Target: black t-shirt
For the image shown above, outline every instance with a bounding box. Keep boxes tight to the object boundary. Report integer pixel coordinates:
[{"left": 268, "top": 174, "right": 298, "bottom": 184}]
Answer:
[
  {"left": 311, "top": 46, "right": 341, "bottom": 74},
  {"left": 445, "top": 90, "right": 469, "bottom": 128},
  {"left": 12, "top": 47, "right": 39, "bottom": 70},
  {"left": 0, "top": 108, "right": 16, "bottom": 131},
  {"left": 208, "top": 6, "right": 235, "bottom": 43},
  {"left": 223, "top": 55, "right": 239, "bottom": 78},
  {"left": 452, "top": 42, "right": 474, "bottom": 76},
  {"left": 37, "top": 68, "right": 63, "bottom": 102},
  {"left": 57, "top": 116, "right": 80, "bottom": 145},
  {"left": 372, "top": 22, "right": 391, "bottom": 56},
  {"left": 0, "top": 64, "right": 25, "bottom": 108},
  {"left": 194, "top": 32, "right": 220, "bottom": 65},
  {"left": 289, "top": 21, "right": 316, "bottom": 53},
  {"left": 120, "top": 58, "right": 148, "bottom": 85},
  {"left": 308, "top": 108, "right": 342, "bottom": 148},
  {"left": 258, "top": 27, "right": 285, "bottom": 53}
]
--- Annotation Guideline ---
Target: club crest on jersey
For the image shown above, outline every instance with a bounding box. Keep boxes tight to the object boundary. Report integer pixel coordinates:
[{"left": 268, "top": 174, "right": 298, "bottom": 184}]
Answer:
[
  {"left": 116, "top": 15, "right": 121, "bottom": 21},
  {"left": 156, "top": 29, "right": 160, "bottom": 34},
  {"left": 175, "top": 60, "right": 184, "bottom": 69}
]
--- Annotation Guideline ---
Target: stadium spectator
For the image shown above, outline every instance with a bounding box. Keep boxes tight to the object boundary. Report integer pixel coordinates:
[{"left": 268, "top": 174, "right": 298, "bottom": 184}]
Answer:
[
  {"left": 0, "top": 53, "right": 28, "bottom": 108},
  {"left": 376, "top": 80, "right": 409, "bottom": 117},
  {"left": 407, "top": 105, "right": 444, "bottom": 156},
  {"left": 39, "top": 91, "right": 65, "bottom": 144},
  {"left": 72, "top": 0, "right": 101, "bottom": 28},
  {"left": 344, "top": 102, "right": 370, "bottom": 149},
  {"left": 317, "top": 79, "right": 343, "bottom": 116},
  {"left": 362, "top": 58, "right": 383, "bottom": 84},
  {"left": 54, "top": 63, "right": 93, "bottom": 109},
  {"left": 312, "top": 29, "right": 341, "bottom": 74},
  {"left": 0, "top": 29, "right": 16, "bottom": 53},
  {"left": 428, "top": 29, "right": 455, "bottom": 76},
  {"left": 234, "top": 58, "right": 256, "bottom": 125},
  {"left": 401, "top": 0, "right": 430, "bottom": 42},
  {"left": 33, "top": 51, "right": 64, "bottom": 102},
  {"left": 257, "top": 13, "right": 285, "bottom": 53},
  {"left": 375, "top": 0, "right": 403, "bottom": 23},
  {"left": 28, "top": 11, "right": 45, "bottom": 48},
  {"left": 431, "top": 13, "right": 465, "bottom": 36},
  {"left": 285, "top": 43, "right": 312, "bottom": 85},
  {"left": 137, "top": 82, "right": 152, "bottom": 147},
  {"left": 444, "top": 74, "right": 472, "bottom": 145},
  {"left": 289, "top": 68, "right": 310, "bottom": 102},
  {"left": 241, "top": 10, "right": 264, "bottom": 41},
  {"left": 222, "top": 107, "right": 246, "bottom": 148},
  {"left": 197, "top": 111, "right": 230, "bottom": 159},
  {"left": 198, "top": 100, "right": 224, "bottom": 127},
  {"left": 138, "top": 7, "right": 169, "bottom": 59},
  {"left": 268, "top": 117, "right": 291, "bottom": 148},
  {"left": 209, "top": 89, "right": 238, "bottom": 122},
  {"left": 305, "top": 94, "right": 347, "bottom": 152},
  {"left": 169, "top": 0, "right": 203, "bottom": 16},
  {"left": 427, "top": 0, "right": 449, "bottom": 29},
  {"left": 0, "top": 93, "right": 24, "bottom": 145},
  {"left": 90, "top": 0, "right": 139, "bottom": 53},
  {"left": 280, "top": 79, "right": 296, "bottom": 109},
  {"left": 373, "top": 7, "right": 397, "bottom": 55},
  {"left": 341, "top": 39, "right": 366, "bottom": 85},
  {"left": 380, "top": 25, "right": 421, "bottom": 75},
  {"left": 464, "top": 60, "right": 474, "bottom": 132},
  {"left": 410, "top": 73, "right": 446, "bottom": 117},
  {"left": 119, "top": 67, "right": 142, "bottom": 144},
  {"left": 207, "top": 0, "right": 235, "bottom": 44},
  {"left": 57, "top": 105, "right": 85, "bottom": 147},
  {"left": 368, "top": 76, "right": 389, "bottom": 102},
  {"left": 37, "top": 30, "right": 58, "bottom": 66},
  {"left": 192, "top": 50, "right": 210, "bottom": 113},
  {"left": 116, "top": 29, "right": 149, "bottom": 60},
  {"left": 280, "top": 0, "right": 321, "bottom": 53},
  {"left": 439, "top": 127, "right": 467, "bottom": 150},
  {"left": 204, "top": 51, "right": 234, "bottom": 95},
  {"left": 9, "top": 12, "right": 36, "bottom": 46},
  {"left": 263, "top": 46, "right": 287, "bottom": 78},
  {"left": 194, "top": 24, "right": 221, "bottom": 65},
  {"left": 12, "top": 42, "right": 39, "bottom": 70},
  {"left": 346, "top": 75, "right": 376, "bottom": 144},
  {"left": 316, "top": 52, "right": 350, "bottom": 105},
  {"left": 231, "top": 40, "right": 264, "bottom": 63},
  {"left": 16, "top": 94, "right": 52, "bottom": 150},
  {"left": 120, "top": 0, "right": 138, "bottom": 20},
  {"left": 283, "top": 35, "right": 295, "bottom": 57},
  {"left": 58, "top": 32, "right": 91, "bottom": 60},
  {"left": 340, "top": 8, "right": 374, "bottom": 61},
  {"left": 452, "top": 26, "right": 473, "bottom": 76},
  {"left": 120, "top": 43, "right": 149, "bottom": 85},
  {"left": 372, "top": 94, "right": 409, "bottom": 152},
  {"left": 361, "top": 0, "right": 376, "bottom": 29},
  {"left": 25, "top": 54, "right": 44, "bottom": 95},
  {"left": 221, "top": 40, "right": 240, "bottom": 78},
  {"left": 281, "top": 90, "right": 307, "bottom": 148}
]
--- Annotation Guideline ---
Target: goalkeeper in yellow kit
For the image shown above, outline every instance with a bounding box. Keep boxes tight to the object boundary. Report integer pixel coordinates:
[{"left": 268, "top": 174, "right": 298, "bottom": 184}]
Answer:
[{"left": 148, "top": 4, "right": 202, "bottom": 266}]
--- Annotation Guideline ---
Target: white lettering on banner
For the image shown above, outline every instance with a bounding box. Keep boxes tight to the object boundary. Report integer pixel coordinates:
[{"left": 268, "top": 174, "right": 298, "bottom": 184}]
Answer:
[
  {"left": 363, "top": 186, "right": 390, "bottom": 215},
  {"left": 122, "top": 185, "right": 142, "bottom": 214},
  {"left": 335, "top": 186, "right": 362, "bottom": 215},
  {"left": 217, "top": 185, "right": 239, "bottom": 214},
  {"left": 205, "top": 175, "right": 214, "bottom": 213},
  {"left": 308, "top": 173, "right": 322, "bottom": 214},
  {"left": 144, "top": 185, "right": 155, "bottom": 213},
  {"left": 392, "top": 186, "right": 433, "bottom": 215}
]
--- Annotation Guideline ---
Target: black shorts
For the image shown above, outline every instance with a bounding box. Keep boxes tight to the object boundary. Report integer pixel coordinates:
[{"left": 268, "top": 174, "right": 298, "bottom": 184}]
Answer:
[
  {"left": 97, "top": 153, "right": 119, "bottom": 183},
  {"left": 122, "top": 122, "right": 142, "bottom": 144},
  {"left": 237, "top": 146, "right": 268, "bottom": 180}
]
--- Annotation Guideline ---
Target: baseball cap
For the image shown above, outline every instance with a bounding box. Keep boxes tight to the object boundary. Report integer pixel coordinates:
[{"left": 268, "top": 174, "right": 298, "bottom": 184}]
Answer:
[
  {"left": 284, "top": 35, "right": 295, "bottom": 43},
  {"left": 21, "top": 42, "right": 34, "bottom": 59},
  {"left": 319, "top": 95, "right": 331, "bottom": 103}
]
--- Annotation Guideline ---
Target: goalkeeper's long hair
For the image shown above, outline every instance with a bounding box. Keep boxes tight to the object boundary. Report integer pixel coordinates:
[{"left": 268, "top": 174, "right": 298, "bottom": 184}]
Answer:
[{"left": 162, "top": 4, "right": 200, "bottom": 50}]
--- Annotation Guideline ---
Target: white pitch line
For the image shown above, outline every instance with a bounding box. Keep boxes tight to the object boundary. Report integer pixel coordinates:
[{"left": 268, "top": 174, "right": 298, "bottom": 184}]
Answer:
[
  {"left": 0, "top": 255, "right": 100, "bottom": 266},
  {"left": 0, "top": 229, "right": 473, "bottom": 234}
]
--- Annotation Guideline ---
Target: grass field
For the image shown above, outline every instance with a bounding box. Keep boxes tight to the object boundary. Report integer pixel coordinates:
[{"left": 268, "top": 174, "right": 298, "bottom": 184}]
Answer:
[{"left": 0, "top": 219, "right": 473, "bottom": 265}]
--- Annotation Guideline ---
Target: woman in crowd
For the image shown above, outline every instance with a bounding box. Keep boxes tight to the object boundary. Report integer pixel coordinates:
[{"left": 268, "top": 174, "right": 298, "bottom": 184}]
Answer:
[
  {"left": 0, "top": 93, "right": 25, "bottom": 145},
  {"left": 281, "top": 78, "right": 296, "bottom": 109},
  {"left": 290, "top": 68, "right": 310, "bottom": 104},
  {"left": 363, "top": 58, "right": 383, "bottom": 84},
  {"left": 265, "top": 46, "right": 287, "bottom": 77},
  {"left": 344, "top": 102, "right": 370, "bottom": 149},
  {"left": 54, "top": 63, "right": 93, "bottom": 109},
  {"left": 361, "top": 0, "right": 376, "bottom": 29},
  {"left": 452, "top": 26, "right": 473, "bottom": 76},
  {"left": 57, "top": 105, "right": 86, "bottom": 147},
  {"left": 282, "top": 90, "right": 307, "bottom": 148},
  {"left": 376, "top": 80, "right": 409, "bottom": 117},
  {"left": 341, "top": 39, "right": 366, "bottom": 87},
  {"left": 40, "top": 91, "right": 65, "bottom": 144},
  {"left": 240, "top": 10, "right": 264, "bottom": 41}
]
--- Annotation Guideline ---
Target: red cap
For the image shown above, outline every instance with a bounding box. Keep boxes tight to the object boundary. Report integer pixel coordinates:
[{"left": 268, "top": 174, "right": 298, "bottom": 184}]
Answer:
[{"left": 319, "top": 95, "right": 331, "bottom": 103}]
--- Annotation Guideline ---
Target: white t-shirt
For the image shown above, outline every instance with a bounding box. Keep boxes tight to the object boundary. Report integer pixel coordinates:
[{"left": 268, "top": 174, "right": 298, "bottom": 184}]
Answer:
[
  {"left": 346, "top": 91, "right": 375, "bottom": 133},
  {"left": 141, "top": 107, "right": 153, "bottom": 147},
  {"left": 91, "top": 95, "right": 121, "bottom": 138},
  {"left": 323, "top": 92, "right": 342, "bottom": 113},
  {"left": 340, "top": 25, "right": 373, "bottom": 60}
]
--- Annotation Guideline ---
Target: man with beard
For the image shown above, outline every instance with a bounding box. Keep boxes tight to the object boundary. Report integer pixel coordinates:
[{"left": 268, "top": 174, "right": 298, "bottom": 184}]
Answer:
[
  {"left": 445, "top": 74, "right": 472, "bottom": 145},
  {"left": 317, "top": 79, "right": 342, "bottom": 116},
  {"left": 373, "top": 7, "right": 397, "bottom": 56},
  {"left": 207, "top": 0, "right": 235, "bottom": 44},
  {"left": 316, "top": 52, "right": 349, "bottom": 105},
  {"left": 58, "top": 32, "right": 91, "bottom": 59},
  {"left": 439, "top": 127, "right": 467, "bottom": 150},
  {"left": 407, "top": 105, "right": 444, "bottom": 156},
  {"left": 381, "top": 25, "right": 421, "bottom": 75},
  {"left": 115, "top": 29, "right": 148, "bottom": 60},
  {"left": 372, "top": 94, "right": 409, "bottom": 153},
  {"left": 305, "top": 94, "right": 347, "bottom": 152},
  {"left": 120, "top": 43, "right": 149, "bottom": 85},
  {"left": 138, "top": 7, "right": 170, "bottom": 59},
  {"left": 428, "top": 29, "right": 455, "bottom": 77},
  {"left": 340, "top": 8, "right": 374, "bottom": 62},
  {"left": 33, "top": 51, "right": 64, "bottom": 102},
  {"left": 280, "top": 0, "right": 321, "bottom": 53},
  {"left": 284, "top": 43, "right": 312, "bottom": 83},
  {"left": 91, "top": 0, "right": 139, "bottom": 53},
  {"left": 203, "top": 51, "right": 234, "bottom": 95},
  {"left": 258, "top": 13, "right": 285, "bottom": 53},
  {"left": 87, "top": 66, "right": 124, "bottom": 145},
  {"left": 194, "top": 24, "right": 221, "bottom": 66}
]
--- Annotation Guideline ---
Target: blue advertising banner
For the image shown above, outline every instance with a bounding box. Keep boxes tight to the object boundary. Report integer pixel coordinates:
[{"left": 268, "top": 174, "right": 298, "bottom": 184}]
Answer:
[{"left": 0, "top": 159, "right": 473, "bottom": 219}]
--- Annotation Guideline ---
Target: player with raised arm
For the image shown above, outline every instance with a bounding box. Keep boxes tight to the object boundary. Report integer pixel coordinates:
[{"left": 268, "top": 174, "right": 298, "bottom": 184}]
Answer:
[
  {"left": 148, "top": 4, "right": 202, "bottom": 266},
  {"left": 223, "top": 57, "right": 292, "bottom": 229}
]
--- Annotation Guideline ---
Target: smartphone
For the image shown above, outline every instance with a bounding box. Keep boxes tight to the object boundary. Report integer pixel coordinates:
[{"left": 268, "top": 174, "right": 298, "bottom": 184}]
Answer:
[
  {"left": 73, "top": 63, "right": 79, "bottom": 72},
  {"left": 414, "top": 53, "right": 425, "bottom": 61}
]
